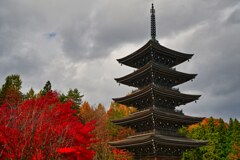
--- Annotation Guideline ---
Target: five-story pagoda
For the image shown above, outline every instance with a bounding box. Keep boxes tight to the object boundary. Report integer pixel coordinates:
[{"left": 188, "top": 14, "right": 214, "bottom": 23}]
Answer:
[{"left": 109, "top": 4, "right": 207, "bottom": 160}]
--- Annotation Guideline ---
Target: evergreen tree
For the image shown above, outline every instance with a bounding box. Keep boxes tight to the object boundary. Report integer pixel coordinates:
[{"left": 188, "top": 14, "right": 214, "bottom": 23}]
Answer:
[
  {"left": 67, "top": 88, "right": 83, "bottom": 108},
  {"left": 59, "top": 88, "right": 83, "bottom": 110},
  {"left": 41, "top": 81, "right": 52, "bottom": 95},
  {"left": 228, "top": 119, "right": 240, "bottom": 159},
  {"left": 0, "top": 74, "right": 22, "bottom": 106},
  {"left": 25, "top": 88, "right": 36, "bottom": 99},
  {"left": 215, "top": 118, "right": 227, "bottom": 159}
]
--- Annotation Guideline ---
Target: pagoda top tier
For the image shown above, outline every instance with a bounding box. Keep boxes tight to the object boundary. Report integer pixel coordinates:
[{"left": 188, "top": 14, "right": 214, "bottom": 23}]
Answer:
[
  {"left": 117, "top": 39, "right": 193, "bottom": 69},
  {"left": 117, "top": 4, "right": 193, "bottom": 69}
]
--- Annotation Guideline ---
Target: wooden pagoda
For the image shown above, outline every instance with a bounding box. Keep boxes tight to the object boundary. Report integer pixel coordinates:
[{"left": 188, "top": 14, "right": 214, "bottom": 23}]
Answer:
[{"left": 109, "top": 4, "right": 207, "bottom": 160}]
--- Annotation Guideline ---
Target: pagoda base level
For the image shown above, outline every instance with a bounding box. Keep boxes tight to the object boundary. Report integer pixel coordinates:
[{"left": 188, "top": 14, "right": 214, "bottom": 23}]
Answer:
[
  {"left": 109, "top": 132, "right": 207, "bottom": 160},
  {"left": 134, "top": 155, "right": 181, "bottom": 160}
]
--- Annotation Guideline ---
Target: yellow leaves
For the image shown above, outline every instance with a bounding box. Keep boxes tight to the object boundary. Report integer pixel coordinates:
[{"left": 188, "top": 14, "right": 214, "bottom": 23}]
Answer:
[
  {"left": 79, "top": 101, "right": 95, "bottom": 123},
  {"left": 107, "top": 102, "right": 137, "bottom": 120}
]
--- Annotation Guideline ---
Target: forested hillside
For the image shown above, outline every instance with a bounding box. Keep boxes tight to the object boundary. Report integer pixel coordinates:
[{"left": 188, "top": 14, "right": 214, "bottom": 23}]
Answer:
[{"left": 181, "top": 118, "right": 240, "bottom": 160}]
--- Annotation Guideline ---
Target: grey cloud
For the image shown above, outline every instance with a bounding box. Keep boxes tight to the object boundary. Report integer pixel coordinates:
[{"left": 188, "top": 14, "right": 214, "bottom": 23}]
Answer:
[
  {"left": 0, "top": 0, "right": 50, "bottom": 76},
  {"left": 227, "top": 7, "right": 240, "bottom": 25},
  {"left": 182, "top": 90, "right": 240, "bottom": 121},
  {"left": 60, "top": 0, "right": 240, "bottom": 62},
  {"left": 0, "top": 51, "right": 44, "bottom": 76},
  {"left": 0, "top": 0, "right": 239, "bottom": 121},
  {"left": 60, "top": 0, "right": 150, "bottom": 61},
  {"left": 174, "top": 3, "right": 240, "bottom": 120},
  {"left": 156, "top": 0, "right": 239, "bottom": 38}
]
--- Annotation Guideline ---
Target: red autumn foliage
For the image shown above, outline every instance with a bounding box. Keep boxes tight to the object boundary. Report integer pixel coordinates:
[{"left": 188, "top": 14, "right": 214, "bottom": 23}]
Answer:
[
  {"left": 113, "top": 148, "right": 133, "bottom": 160},
  {"left": 0, "top": 92, "right": 95, "bottom": 160}
]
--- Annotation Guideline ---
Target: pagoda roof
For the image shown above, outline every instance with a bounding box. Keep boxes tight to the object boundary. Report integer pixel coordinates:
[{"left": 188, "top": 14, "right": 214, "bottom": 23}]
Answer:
[
  {"left": 115, "top": 61, "right": 197, "bottom": 88},
  {"left": 109, "top": 132, "right": 207, "bottom": 148},
  {"left": 117, "top": 39, "right": 193, "bottom": 68},
  {"left": 113, "top": 84, "right": 201, "bottom": 107},
  {"left": 112, "top": 108, "right": 204, "bottom": 126}
]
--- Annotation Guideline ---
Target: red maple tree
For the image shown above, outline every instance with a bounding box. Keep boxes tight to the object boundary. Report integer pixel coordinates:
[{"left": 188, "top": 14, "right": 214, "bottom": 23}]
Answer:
[
  {"left": 0, "top": 92, "right": 95, "bottom": 160},
  {"left": 113, "top": 148, "right": 133, "bottom": 160}
]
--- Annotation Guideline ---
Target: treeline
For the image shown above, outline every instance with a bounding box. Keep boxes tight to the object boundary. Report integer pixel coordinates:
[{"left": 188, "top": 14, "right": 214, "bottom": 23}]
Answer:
[
  {"left": 0, "top": 74, "right": 83, "bottom": 107},
  {"left": 0, "top": 74, "right": 239, "bottom": 160},
  {"left": 181, "top": 118, "right": 240, "bottom": 160}
]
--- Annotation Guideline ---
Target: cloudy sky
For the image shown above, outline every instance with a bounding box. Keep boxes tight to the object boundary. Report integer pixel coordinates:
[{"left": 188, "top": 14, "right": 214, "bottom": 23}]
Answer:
[{"left": 0, "top": 0, "right": 239, "bottom": 121}]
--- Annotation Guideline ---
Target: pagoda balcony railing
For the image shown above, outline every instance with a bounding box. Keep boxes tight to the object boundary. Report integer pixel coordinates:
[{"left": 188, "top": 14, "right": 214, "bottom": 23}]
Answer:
[
  {"left": 131, "top": 85, "right": 180, "bottom": 94},
  {"left": 154, "top": 107, "right": 184, "bottom": 115},
  {"left": 130, "top": 129, "right": 185, "bottom": 138},
  {"left": 135, "top": 107, "right": 184, "bottom": 115},
  {"left": 134, "top": 152, "right": 182, "bottom": 159},
  {"left": 155, "top": 129, "right": 185, "bottom": 137}
]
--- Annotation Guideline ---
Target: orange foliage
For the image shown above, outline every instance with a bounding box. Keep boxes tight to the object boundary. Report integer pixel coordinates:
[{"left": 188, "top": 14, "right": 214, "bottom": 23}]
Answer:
[
  {"left": 188, "top": 118, "right": 228, "bottom": 131},
  {"left": 188, "top": 123, "right": 200, "bottom": 131},
  {"left": 114, "top": 127, "right": 135, "bottom": 141},
  {"left": 79, "top": 102, "right": 135, "bottom": 159},
  {"left": 113, "top": 148, "right": 133, "bottom": 160},
  {"left": 79, "top": 101, "right": 95, "bottom": 123}
]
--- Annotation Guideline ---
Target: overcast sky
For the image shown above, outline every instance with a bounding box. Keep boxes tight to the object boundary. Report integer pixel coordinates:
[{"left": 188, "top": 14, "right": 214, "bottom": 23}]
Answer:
[{"left": 0, "top": 0, "right": 239, "bottom": 121}]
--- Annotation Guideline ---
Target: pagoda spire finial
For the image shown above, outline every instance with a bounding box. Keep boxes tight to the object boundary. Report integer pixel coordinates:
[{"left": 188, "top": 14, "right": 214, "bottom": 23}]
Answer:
[{"left": 151, "top": 3, "right": 156, "bottom": 40}]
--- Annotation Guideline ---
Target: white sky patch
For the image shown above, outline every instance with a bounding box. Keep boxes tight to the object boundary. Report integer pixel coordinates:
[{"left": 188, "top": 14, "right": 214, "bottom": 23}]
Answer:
[{"left": 218, "top": 3, "right": 240, "bottom": 23}]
